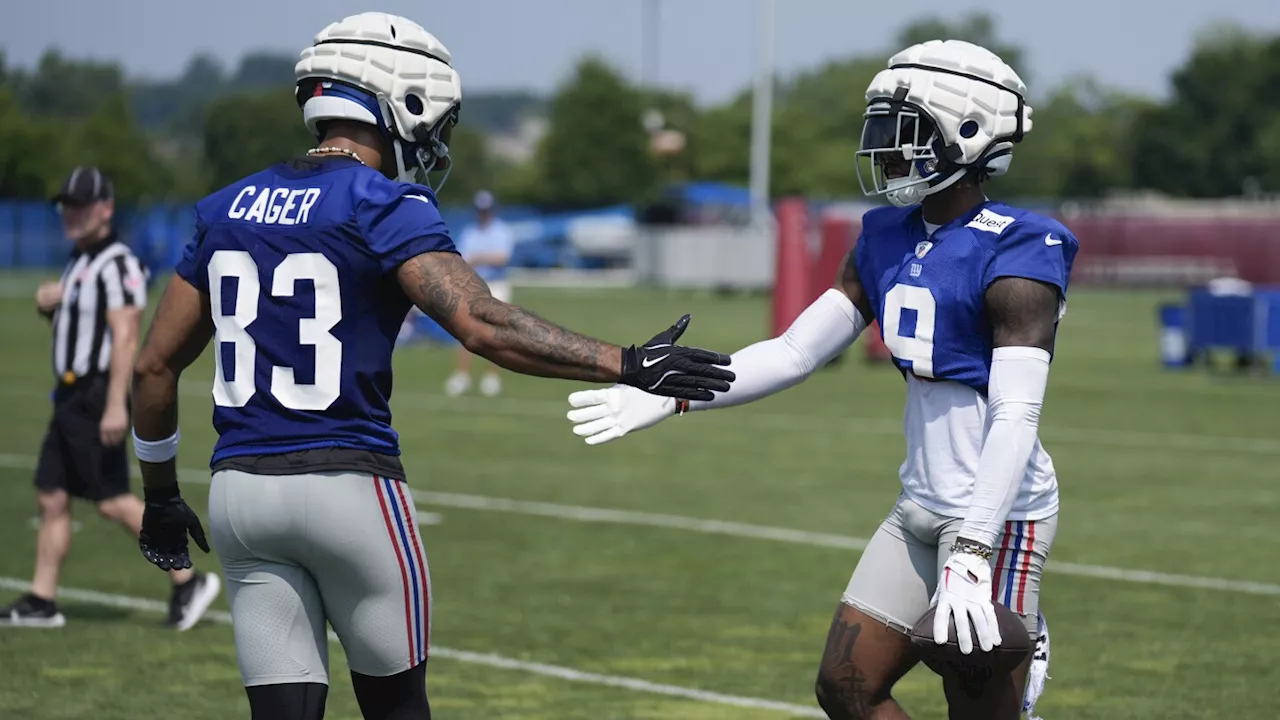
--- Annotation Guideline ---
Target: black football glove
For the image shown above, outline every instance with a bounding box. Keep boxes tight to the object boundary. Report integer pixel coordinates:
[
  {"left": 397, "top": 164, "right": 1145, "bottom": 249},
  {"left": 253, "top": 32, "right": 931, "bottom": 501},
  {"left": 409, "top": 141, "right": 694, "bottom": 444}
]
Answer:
[
  {"left": 619, "top": 314, "right": 734, "bottom": 402},
  {"left": 139, "top": 483, "right": 210, "bottom": 571}
]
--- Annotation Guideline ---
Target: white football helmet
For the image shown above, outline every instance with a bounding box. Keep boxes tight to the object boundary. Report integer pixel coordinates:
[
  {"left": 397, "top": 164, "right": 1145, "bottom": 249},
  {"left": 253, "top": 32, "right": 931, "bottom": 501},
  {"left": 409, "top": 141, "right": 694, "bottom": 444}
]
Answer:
[
  {"left": 855, "top": 40, "right": 1032, "bottom": 208},
  {"left": 295, "top": 12, "right": 462, "bottom": 187}
]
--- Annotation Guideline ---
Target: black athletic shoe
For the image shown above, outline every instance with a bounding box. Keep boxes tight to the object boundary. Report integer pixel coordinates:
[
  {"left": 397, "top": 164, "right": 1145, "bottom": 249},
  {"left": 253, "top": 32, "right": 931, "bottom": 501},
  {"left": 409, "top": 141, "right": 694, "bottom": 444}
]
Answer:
[
  {"left": 0, "top": 593, "right": 66, "bottom": 628},
  {"left": 164, "top": 572, "right": 222, "bottom": 632}
]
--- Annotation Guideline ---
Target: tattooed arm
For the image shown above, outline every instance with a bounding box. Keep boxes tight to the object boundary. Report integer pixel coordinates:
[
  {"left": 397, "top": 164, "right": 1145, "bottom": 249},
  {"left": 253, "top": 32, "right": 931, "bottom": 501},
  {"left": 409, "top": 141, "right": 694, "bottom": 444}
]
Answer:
[{"left": 397, "top": 251, "right": 623, "bottom": 383}]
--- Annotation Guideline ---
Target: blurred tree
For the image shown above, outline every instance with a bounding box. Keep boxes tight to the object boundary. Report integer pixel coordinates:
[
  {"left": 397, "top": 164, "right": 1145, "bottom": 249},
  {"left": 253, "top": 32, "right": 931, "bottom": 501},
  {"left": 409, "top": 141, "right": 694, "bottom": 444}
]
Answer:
[
  {"left": 131, "top": 54, "right": 226, "bottom": 132},
  {"left": 993, "top": 77, "right": 1149, "bottom": 199},
  {"left": 1130, "top": 25, "right": 1280, "bottom": 196},
  {"left": 690, "top": 92, "right": 752, "bottom": 186},
  {"left": 529, "top": 56, "right": 659, "bottom": 208},
  {"left": 74, "top": 93, "right": 170, "bottom": 202},
  {"left": 203, "top": 90, "right": 313, "bottom": 191},
  {"left": 230, "top": 53, "right": 297, "bottom": 91},
  {"left": 690, "top": 58, "right": 880, "bottom": 198},
  {"left": 1258, "top": 112, "right": 1280, "bottom": 193},
  {"left": 0, "top": 87, "right": 69, "bottom": 198},
  {"left": 493, "top": 159, "right": 543, "bottom": 207},
  {"left": 435, "top": 124, "right": 500, "bottom": 206},
  {"left": 775, "top": 58, "right": 884, "bottom": 197},
  {"left": 463, "top": 92, "right": 547, "bottom": 134},
  {"left": 15, "top": 50, "right": 126, "bottom": 119},
  {"left": 0, "top": 87, "right": 168, "bottom": 202}
]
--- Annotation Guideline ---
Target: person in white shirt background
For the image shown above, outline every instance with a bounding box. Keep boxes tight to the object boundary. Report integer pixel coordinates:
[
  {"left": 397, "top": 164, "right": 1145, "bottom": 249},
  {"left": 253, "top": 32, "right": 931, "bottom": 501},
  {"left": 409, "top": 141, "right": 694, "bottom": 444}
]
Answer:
[{"left": 445, "top": 190, "right": 518, "bottom": 397}]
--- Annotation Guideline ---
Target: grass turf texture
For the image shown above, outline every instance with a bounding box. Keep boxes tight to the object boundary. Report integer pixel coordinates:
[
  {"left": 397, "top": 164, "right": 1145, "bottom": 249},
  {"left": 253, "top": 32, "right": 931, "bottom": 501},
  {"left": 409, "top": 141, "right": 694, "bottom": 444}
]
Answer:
[{"left": 0, "top": 277, "right": 1278, "bottom": 718}]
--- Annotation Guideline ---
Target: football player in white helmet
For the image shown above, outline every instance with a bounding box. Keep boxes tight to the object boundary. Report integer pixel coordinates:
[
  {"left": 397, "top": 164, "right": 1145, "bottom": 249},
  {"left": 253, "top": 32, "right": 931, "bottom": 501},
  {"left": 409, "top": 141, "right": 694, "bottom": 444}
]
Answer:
[
  {"left": 129, "top": 11, "right": 735, "bottom": 720},
  {"left": 566, "top": 40, "right": 1075, "bottom": 719}
]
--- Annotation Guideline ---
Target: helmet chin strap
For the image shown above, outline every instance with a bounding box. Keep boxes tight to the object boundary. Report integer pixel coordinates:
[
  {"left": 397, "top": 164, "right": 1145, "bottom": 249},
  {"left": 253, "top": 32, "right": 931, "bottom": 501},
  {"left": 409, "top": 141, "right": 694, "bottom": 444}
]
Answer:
[
  {"left": 375, "top": 94, "right": 454, "bottom": 190},
  {"left": 391, "top": 138, "right": 452, "bottom": 190},
  {"left": 391, "top": 138, "right": 414, "bottom": 183},
  {"left": 886, "top": 166, "right": 968, "bottom": 207}
]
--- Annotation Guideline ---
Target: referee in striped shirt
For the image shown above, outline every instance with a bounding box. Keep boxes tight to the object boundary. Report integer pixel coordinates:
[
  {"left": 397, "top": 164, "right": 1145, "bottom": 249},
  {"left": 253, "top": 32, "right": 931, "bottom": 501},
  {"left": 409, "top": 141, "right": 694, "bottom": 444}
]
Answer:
[{"left": 0, "top": 166, "right": 220, "bottom": 629}]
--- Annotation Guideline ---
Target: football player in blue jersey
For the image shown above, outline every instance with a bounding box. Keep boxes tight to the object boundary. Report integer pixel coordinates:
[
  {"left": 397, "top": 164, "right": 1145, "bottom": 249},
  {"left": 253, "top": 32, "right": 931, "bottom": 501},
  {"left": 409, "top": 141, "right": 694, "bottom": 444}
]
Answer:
[
  {"left": 126, "top": 12, "right": 733, "bottom": 720},
  {"left": 566, "top": 40, "right": 1076, "bottom": 719}
]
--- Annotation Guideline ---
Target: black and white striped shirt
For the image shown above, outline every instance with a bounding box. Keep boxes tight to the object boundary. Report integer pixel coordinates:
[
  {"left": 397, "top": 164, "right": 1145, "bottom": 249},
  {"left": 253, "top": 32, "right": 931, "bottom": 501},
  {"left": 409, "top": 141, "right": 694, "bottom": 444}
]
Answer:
[{"left": 51, "top": 235, "right": 147, "bottom": 382}]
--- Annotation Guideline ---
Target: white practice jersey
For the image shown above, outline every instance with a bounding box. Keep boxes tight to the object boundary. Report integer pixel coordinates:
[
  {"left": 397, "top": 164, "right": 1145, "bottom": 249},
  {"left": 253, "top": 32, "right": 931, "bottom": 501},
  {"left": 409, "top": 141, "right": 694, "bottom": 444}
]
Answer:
[{"left": 897, "top": 375, "right": 1059, "bottom": 520}]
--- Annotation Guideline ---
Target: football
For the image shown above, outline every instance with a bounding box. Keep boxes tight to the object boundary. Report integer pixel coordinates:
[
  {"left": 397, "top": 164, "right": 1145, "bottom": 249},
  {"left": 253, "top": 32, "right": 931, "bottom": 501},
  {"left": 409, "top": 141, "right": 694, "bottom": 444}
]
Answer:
[{"left": 908, "top": 603, "right": 1032, "bottom": 679}]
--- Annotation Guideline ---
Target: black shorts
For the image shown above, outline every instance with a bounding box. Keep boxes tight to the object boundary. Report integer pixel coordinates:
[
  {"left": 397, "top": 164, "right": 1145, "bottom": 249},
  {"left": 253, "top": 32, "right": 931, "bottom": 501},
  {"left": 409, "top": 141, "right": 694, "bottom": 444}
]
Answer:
[{"left": 34, "top": 376, "right": 130, "bottom": 502}]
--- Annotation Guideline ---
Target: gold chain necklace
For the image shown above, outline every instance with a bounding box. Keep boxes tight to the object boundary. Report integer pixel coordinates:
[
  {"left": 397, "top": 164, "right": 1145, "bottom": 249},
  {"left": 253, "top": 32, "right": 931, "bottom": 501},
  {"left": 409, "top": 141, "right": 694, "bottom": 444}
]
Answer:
[{"left": 306, "top": 146, "right": 366, "bottom": 166}]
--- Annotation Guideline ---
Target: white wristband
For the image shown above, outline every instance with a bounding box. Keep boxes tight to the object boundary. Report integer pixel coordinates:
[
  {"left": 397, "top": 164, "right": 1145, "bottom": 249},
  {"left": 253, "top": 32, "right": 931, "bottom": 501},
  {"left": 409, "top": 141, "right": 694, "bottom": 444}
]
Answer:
[{"left": 133, "top": 429, "right": 181, "bottom": 463}]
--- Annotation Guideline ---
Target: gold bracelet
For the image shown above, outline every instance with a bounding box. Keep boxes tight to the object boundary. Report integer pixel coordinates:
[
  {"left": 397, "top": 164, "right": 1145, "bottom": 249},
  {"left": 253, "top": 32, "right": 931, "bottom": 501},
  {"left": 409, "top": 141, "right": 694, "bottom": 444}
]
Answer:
[{"left": 950, "top": 539, "right": 993, "bottom": 560}]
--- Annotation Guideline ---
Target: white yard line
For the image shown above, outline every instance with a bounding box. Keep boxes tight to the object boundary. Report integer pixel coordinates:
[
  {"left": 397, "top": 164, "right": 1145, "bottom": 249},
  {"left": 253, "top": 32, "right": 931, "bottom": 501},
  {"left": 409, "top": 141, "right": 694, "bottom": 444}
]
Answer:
[
  {"left": 404, "top": 490, "right": 1280, "bottom": 596},
  {"left": 1, "top": 452, "right": 1276, "bottom": 597},
  {"left": 410, "top": 489, "right": 869, "bottom": 551},
  {"left": 0, "top": 576, "right": 824, "bottom": 718}
]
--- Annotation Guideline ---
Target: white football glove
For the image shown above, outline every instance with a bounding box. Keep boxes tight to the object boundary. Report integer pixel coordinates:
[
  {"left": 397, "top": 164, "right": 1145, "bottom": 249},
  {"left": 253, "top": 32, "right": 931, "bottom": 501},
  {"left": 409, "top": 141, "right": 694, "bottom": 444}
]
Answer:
[
  {"left": 933, "top": 551, "right": 1001, "bottom": 655},
  {"left": 566, "top": 385, "right": 675, "bottom": 446}
]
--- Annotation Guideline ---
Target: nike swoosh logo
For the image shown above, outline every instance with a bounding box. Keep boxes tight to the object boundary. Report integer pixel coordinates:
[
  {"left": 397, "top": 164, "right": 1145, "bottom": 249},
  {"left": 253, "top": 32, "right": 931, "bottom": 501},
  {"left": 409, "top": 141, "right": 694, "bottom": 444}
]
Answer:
[
  {"left": 642, "top": 354, "right": 670, "bottom": 368},
  {"left": 1044, "top": 233, "right": 1062, "bottom": 246},
  {"left": 644, "top": 343, "right": 672, "bottom": 350},
  {"left": 647, "top": 370, "right": 682, "bottom": 390},
  {"left": 406, "top": 194, "right": 432, "bottom": 205}
]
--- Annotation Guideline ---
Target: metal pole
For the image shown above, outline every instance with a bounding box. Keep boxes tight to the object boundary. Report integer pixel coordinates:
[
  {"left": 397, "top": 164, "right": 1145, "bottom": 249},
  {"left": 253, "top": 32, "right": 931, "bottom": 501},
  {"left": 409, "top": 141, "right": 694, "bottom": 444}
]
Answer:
[
  {"left": 748, "top": 0, "right": 775, "bottom": 227},
  {"left": 642, "top": 0, "right": 660, "bottom": 88}
]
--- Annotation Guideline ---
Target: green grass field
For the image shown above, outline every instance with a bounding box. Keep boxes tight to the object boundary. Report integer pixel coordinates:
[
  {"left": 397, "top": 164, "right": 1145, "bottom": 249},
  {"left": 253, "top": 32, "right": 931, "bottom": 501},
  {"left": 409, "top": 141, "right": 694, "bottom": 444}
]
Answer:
[{"left": 1, "top": 276, "right": 1279, "bottom": 719}]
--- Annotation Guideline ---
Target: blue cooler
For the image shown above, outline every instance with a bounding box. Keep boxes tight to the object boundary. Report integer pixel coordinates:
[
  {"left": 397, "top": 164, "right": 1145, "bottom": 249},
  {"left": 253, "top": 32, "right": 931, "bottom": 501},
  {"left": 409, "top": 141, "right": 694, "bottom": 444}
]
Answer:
[{"left": 1158, "top": 304, "right": 1191, "bottom": 368}]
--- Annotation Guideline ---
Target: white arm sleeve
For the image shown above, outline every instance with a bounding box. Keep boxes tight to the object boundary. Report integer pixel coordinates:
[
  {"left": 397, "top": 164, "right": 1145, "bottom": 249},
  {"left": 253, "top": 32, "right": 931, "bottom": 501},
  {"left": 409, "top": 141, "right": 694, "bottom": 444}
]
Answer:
[
  {"left": 690, "top": 288, "right": 867, "bottom": 411},
  {"left": 958, "top": 346, "right": 1052, "bottom": 547}
]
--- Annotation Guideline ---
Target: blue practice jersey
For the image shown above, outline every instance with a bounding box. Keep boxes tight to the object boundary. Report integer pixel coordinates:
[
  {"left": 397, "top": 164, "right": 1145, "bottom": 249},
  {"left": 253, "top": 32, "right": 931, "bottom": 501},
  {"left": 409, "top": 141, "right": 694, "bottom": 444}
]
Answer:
[
  {"left": 855, "top": 201, "right": 1078, "bottom": 396},
  {"left": 175, "top": 157, "right": 456, "bottom": 469}
]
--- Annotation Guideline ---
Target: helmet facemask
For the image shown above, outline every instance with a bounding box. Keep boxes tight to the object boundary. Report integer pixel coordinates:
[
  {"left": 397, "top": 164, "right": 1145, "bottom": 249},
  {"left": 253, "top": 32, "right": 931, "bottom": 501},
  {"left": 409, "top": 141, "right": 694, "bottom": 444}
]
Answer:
[{"left": 855, "top": 95, "right": 967, "bottom": 208}]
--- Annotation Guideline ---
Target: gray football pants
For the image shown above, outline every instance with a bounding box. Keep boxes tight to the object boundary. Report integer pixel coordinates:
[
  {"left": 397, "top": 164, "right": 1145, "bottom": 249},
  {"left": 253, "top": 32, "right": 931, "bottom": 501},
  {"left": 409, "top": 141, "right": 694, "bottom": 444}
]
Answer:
[
  {"left": 841, "top": 493, "right": 1057, "bottom": 638},
  {"left": 209, "top": 469, "right": 432, "bottom": 687}
]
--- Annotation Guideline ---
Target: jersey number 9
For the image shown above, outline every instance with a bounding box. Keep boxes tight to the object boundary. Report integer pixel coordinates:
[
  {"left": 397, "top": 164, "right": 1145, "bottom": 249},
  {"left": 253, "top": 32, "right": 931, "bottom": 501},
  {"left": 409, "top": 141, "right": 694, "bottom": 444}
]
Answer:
[
  {"left": 208, "top": 250, "right": 343, "bottom": 411},
  {"left": 882, "top": 283, "right": 936, "bottom": 378}
]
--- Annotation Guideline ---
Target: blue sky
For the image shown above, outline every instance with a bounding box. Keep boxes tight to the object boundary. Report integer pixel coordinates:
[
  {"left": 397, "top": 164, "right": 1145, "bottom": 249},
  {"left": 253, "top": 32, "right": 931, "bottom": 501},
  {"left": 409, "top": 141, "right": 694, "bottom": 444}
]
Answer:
[{"left": 6, "top": 0, "right": 1280, "bottom": 103}]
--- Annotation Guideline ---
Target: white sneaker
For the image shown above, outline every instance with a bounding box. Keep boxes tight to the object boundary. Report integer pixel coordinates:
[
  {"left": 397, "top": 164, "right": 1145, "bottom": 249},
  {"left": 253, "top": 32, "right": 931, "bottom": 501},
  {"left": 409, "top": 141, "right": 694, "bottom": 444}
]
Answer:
[
  {"left": 479, "top": 374, "right": 502, "bottom": 397},
  {"left": 444, "top": 372, "right": 471, "bottom": 397},
  {"left": 168, "top": 572, "right": 222, "bottom": 632}
]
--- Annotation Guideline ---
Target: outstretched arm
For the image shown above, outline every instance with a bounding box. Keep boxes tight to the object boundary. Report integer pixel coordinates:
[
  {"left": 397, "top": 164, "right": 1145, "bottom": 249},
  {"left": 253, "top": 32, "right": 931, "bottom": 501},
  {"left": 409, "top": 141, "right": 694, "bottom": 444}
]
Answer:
[
  {"left": 398, "top": 251, "right": 620, "bottom": 382},
  {"left": 956, "top": 276, "right": 1058, "bottom": 551},
  {"left": 566, "top": 249, "right": 871, "bottom": 445},
  {"left": 685, "top": 249, "right": 871, "bottom": 411},
  {"left": 397, "top": 251, "right": 732, "bottom": 398}
]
